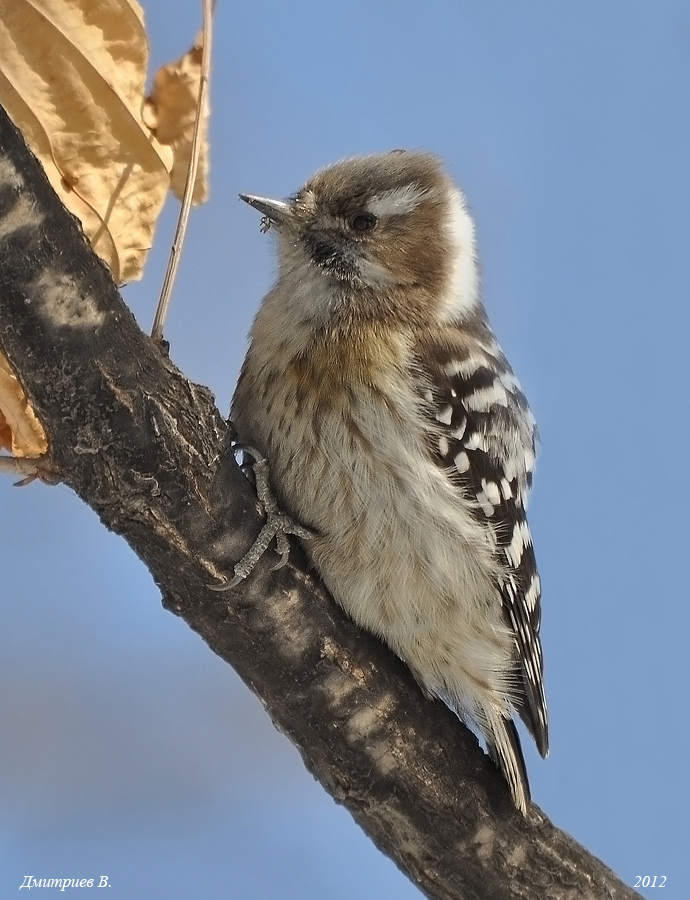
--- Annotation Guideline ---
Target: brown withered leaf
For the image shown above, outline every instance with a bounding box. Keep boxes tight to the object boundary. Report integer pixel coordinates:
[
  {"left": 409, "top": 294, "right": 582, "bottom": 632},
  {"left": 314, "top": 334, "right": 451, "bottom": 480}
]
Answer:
[
  {"left": 0, "top": 0, "right": 206, "bottom": 284},
  {"left": 0, "top": 349, "right": 48, "bottom": 458},
  {"left": 144, "top": 37, "right": 209, "bottom": 205}
]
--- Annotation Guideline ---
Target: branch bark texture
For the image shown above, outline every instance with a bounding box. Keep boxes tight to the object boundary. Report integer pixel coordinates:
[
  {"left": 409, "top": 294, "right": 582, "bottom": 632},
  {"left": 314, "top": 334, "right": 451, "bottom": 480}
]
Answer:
[{"left": 0, "top": 106, "right": 641, "bottom": 900}]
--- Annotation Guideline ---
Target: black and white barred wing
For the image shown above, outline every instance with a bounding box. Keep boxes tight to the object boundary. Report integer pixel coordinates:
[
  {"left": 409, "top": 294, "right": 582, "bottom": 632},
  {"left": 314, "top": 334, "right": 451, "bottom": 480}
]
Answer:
[{"left": 416, "top": 328, "right": 549, "bottom": 758}]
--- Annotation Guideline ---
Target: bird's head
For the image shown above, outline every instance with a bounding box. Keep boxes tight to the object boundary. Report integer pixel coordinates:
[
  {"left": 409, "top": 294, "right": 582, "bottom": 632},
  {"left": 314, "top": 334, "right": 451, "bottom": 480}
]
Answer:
[{"left": 241, "top": 151, "right": 479, "bottom": 327}]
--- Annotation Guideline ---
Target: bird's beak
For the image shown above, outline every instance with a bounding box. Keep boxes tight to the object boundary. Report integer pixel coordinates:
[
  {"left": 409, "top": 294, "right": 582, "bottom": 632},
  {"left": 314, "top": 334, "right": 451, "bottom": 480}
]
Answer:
[{"left": 239, "top": 193, "right": 291, "bottom": 229}]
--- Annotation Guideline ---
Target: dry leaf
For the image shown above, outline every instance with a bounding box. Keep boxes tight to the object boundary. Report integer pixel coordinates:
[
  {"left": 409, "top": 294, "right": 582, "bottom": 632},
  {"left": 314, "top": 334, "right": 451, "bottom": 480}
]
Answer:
[
  {"left": 0, "top": 349, "right": 48, "bottom": 458},
  {"left": 145, "top": 38, "right": 209, "bottom": 204},
  {"left": 0, "top": 0, "right": 174, "bottom": 283}
]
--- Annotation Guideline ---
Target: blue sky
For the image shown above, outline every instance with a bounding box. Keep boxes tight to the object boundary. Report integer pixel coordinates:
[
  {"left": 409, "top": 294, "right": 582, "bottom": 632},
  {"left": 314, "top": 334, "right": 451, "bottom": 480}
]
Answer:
[{"left": 1, "top": 1, "right": 689, "bottom": 897}]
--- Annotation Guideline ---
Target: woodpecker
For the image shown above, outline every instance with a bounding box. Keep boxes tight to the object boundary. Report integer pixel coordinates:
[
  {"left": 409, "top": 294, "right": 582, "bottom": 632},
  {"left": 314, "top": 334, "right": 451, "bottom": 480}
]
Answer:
[{"left": 228, "top": 151, "right": 547, "bottom": 814}]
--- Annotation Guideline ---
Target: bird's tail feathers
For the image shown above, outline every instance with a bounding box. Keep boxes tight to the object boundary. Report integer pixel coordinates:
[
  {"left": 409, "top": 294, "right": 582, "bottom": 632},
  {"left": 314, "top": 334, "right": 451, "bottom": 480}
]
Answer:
[{"left": 485, "top": 710, "right": 530, "bottom": 815}]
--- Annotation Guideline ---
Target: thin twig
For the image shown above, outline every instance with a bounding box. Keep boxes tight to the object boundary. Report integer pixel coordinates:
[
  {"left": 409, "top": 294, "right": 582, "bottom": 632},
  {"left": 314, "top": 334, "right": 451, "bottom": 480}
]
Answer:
[
  {"left": 151, "top": 0, "right": 213, "bottom": 343},
  {"left": 0, "top": 455, "right": 39, "bottom": 478}
]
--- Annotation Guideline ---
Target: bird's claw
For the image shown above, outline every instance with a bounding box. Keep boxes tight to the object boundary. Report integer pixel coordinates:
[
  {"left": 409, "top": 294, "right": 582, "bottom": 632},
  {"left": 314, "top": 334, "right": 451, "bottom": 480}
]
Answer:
[{"left": 208, "top": 447, "right": 312, "bottom": 592}]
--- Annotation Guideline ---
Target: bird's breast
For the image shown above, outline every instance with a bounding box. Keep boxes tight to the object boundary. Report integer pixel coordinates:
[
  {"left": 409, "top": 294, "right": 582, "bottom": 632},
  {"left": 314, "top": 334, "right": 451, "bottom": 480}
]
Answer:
[{"left": 233, "top": 321, "right": 502, "bottom": 639}]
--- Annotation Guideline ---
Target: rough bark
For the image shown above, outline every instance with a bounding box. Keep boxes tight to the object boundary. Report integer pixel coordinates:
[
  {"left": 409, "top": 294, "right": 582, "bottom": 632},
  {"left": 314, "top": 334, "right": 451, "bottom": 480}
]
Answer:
[{"left": 0, "top": 105, "right": 641, "bottom": 900}]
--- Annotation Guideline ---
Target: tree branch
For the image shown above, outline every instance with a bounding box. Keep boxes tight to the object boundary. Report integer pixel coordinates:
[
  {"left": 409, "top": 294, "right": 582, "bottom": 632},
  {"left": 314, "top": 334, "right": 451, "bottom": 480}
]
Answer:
[{"left": 0, "top": 105, "right": 641, "bottom": 900}]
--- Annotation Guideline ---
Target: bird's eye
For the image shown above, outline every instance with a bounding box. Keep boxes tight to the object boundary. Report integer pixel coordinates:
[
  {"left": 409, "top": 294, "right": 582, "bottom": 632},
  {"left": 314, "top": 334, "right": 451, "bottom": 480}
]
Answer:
[{"left": 350, "top": 212, "right": 377, "bottom": 233}]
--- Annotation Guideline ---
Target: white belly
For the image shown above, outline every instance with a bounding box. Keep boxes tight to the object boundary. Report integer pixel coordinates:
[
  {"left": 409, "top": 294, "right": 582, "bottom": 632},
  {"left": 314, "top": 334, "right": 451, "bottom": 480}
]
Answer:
[{"left": 256, "top": 379, "right": 514, "bottom": 714}]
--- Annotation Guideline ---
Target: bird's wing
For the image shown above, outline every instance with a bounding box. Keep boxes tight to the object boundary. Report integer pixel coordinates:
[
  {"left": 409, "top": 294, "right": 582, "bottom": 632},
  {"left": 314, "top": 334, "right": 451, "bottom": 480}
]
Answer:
[{"left": 414, "top": 325, "right": 549, "bottom": 757}]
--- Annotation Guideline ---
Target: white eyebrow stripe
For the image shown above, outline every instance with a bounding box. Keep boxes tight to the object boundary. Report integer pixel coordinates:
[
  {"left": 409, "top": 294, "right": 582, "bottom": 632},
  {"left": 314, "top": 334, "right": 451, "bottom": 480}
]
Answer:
[{"left": 366, "top": 184, "right": 426, "bottom": 217}]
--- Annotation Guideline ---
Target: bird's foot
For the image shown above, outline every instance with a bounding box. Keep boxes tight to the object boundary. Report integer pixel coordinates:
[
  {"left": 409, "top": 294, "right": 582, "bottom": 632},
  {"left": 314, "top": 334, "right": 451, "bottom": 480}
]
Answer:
[{"left": 209, "top": 446, "right": 313, "bottom": 591}]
